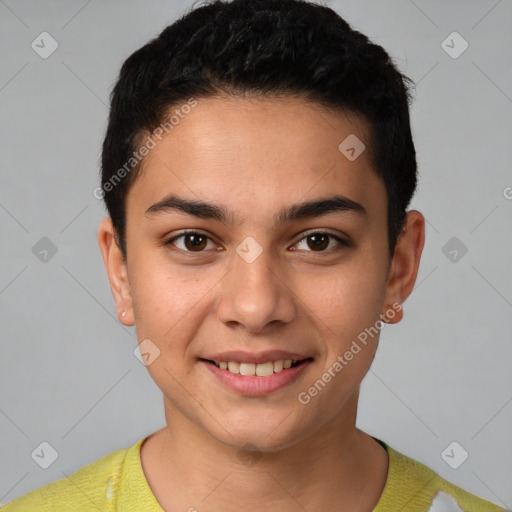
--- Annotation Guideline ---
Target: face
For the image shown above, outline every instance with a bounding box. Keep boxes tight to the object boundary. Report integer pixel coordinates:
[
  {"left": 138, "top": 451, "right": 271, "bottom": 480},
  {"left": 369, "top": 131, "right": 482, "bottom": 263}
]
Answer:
[{"left": 99, "top": 95, "right": 424, "bottom": 452}]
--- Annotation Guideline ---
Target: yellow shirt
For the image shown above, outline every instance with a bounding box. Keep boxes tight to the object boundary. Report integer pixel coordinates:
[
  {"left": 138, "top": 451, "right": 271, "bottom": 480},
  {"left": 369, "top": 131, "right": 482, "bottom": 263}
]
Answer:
[{"left": 1, "top": 436, "right": 506, "bottom": 511}]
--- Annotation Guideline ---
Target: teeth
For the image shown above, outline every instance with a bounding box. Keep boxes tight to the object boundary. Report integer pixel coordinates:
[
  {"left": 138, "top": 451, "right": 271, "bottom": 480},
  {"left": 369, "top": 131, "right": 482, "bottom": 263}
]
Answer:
[
  {"left": 273, "top": 360, "right": 284, "bottom": 372},
  {"left": 213, "top": 359, "right": 303, "bottom": 376},
  {"left": 239, "top": 363, "right": 255, "bottom": 376},
  {"left": 227, "top": 361, "right": 240, "bottom": 374},
  {"left": 256, "top": 361, "right": 274, "bottom": 377}
]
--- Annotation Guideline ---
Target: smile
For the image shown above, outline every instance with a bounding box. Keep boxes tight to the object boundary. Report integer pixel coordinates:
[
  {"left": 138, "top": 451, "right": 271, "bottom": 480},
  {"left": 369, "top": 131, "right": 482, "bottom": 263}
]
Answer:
[
  {"left": 209, "top": 359, "right": 303, "bottom": 376},
  {"left": 201, "top": 358, "right": 313, "bottom": 395}
]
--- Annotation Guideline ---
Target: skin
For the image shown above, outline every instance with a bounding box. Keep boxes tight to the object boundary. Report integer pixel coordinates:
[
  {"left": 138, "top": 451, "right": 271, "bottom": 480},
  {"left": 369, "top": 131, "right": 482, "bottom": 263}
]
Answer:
[{"left": 98, "top": 95, "right": 425, "bottom": 512}]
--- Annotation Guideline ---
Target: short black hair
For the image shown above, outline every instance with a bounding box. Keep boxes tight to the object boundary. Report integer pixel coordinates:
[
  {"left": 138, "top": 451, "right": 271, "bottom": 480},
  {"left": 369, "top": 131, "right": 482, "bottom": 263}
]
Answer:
[{"left": 100, "top": 0, "right": 417, "bottom": 260}]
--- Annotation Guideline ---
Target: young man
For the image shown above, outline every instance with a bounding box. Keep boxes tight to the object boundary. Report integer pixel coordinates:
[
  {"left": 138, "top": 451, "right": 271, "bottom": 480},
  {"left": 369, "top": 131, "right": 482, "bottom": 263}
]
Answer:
[{"left": 2, "top": 0, "right": 506, "bottom": 511}]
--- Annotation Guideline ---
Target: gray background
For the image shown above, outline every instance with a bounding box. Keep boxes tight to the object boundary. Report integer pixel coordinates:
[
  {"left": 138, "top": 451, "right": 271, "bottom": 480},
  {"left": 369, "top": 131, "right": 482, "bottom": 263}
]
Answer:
[{"left": 1, "top": 0, "right": 511, "bottom": 507}]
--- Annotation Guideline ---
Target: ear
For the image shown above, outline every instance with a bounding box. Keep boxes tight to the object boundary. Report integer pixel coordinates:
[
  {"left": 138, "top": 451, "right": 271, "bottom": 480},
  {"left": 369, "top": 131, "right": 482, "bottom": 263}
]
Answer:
[
  {"left": 97, "top": 217, "right": 134, "bottom": 326},
  {"left": 382, "top": 210, "right": 425, "bottom": 324}
]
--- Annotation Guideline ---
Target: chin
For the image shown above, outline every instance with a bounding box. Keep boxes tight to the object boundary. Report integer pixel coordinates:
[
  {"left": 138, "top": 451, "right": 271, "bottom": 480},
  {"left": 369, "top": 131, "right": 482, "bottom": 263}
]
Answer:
[{"left": 208, "top": 412, "right": 312, "bottom": 454}]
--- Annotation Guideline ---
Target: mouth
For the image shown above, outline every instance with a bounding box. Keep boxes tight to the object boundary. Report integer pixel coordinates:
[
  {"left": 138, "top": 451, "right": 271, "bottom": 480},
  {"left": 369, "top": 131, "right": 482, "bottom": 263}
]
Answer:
[
  {"left": 200, "top": 357, "right": 313, "bottom": 377},
  {"left": 199, "top": 355, "right": 314, "bottom": 395}
]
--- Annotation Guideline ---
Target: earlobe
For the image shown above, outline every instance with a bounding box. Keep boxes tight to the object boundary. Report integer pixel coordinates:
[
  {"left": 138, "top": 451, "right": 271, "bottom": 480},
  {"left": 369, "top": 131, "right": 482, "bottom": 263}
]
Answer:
[
  {"left": 381, "top": 302, "right": 403, "bottom": 324},
  {"left": 97, "top": 217, "right": 134, "bottom": 326},
  {"left": 382, "top": 210, "right": 425, "bottom": 324}
]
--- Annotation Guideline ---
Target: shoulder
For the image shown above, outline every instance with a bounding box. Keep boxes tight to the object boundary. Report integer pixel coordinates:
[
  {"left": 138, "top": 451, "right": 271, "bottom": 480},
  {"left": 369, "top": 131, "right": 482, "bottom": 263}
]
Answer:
[
  {"left": 374, "top": 439, "right": 507, "bottom": 512},
  {"left": 1, "top": 442, "right": 133, "bottom": 512}
]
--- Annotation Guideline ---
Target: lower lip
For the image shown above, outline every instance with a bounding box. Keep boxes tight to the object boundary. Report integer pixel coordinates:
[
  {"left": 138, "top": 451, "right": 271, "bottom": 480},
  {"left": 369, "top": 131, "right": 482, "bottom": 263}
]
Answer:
[{"left": 201, "top": 359, "right": 313, "bottom": 396}]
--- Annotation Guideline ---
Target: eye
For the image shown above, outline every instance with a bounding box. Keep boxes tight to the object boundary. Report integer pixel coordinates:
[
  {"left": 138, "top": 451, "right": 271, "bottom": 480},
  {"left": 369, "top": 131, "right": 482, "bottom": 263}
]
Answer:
[
  {"left": 292, "top": 231, "right": 350, "bottom": 253},
  {"left": 164, "top": 230, "right": 350, "bottom": 254},
  {"left": 165, "top": 231, "right": 218, "bottom": 252}
]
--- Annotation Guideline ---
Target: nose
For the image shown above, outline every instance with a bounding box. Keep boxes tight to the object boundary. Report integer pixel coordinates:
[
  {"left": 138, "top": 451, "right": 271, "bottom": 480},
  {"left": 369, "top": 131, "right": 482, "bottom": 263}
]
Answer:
[{"left": 216, "top": 244, "right": 296, "bottom": 333}]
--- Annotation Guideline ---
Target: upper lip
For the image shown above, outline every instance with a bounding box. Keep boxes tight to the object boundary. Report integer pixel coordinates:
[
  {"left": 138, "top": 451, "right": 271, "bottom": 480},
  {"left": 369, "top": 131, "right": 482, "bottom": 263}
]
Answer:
[{"left": 202, "top": 350, "right": 313, "bottom": 365}]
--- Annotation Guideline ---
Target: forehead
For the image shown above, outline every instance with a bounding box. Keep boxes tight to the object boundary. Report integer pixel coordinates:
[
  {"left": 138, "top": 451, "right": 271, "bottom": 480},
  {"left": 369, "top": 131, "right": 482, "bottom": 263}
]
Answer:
[{"left": 126, "top": 95, "right": 385, "bottom": 226}]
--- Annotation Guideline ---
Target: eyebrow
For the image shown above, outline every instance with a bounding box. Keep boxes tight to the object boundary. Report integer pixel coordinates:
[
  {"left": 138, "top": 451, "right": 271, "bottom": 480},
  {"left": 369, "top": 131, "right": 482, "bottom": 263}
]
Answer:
[{"left": 145, "top": 193, "right": 366, "bottom": 227}]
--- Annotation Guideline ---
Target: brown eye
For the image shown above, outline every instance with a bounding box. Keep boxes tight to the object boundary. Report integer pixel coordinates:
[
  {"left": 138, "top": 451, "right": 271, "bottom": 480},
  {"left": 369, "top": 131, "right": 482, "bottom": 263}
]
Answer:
[
  {"left": 183, "top": 233, "right": 207, "bottom": 251},
  {"left": 306, "top": 234, "right": 329, "bottom": 251},
  {"left": 294, "top": 232, "right": 349, "bottom": 253},
  {"left": 165, "top": 231, "right": 214, "bottom": 252}
]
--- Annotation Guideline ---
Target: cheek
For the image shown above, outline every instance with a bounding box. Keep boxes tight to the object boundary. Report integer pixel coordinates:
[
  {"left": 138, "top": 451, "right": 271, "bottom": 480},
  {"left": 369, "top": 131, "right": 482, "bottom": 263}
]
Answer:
[
  {"left": 295, "top": 257, "right": 385, "bottom": 340},
  {"left": 130, "top": 260, "right": 219, "bottom": 341}
]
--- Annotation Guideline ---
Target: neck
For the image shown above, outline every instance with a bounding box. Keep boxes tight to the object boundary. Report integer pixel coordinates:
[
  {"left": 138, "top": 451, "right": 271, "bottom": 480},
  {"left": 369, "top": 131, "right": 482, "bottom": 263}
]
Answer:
[{"left": 140, "top": 393, "right": 389, "bottom": 511}]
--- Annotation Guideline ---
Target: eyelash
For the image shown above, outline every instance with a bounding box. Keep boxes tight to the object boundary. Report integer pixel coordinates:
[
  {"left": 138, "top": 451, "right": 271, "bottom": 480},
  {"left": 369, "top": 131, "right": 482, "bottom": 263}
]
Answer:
[{"left": 164, "top": 230, "right": 351, "bottom": 255}]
